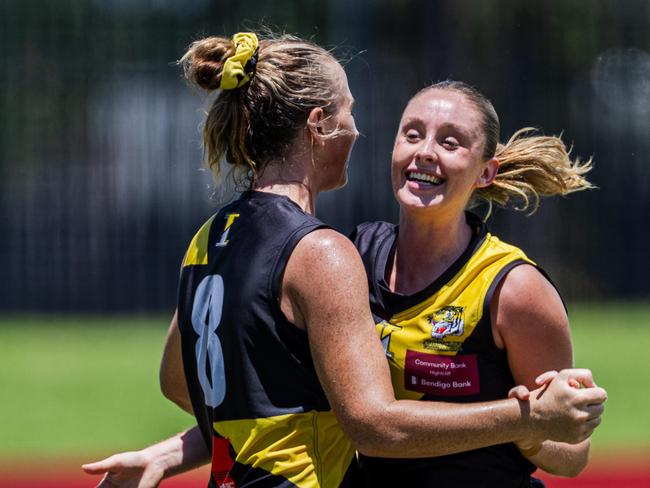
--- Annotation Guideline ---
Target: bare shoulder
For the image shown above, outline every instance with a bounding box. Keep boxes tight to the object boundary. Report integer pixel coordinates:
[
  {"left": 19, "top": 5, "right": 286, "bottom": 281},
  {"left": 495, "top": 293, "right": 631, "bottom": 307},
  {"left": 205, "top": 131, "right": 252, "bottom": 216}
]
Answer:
[
  {"left": 287, "top": 228, "right": 365, "bottom": 282},
  {"left": 494, "top": 264, "right": 564, "bottom": 315},
  {"left": 291, "top": 228, "right": 359, "bottom": 261},
  {"left": 492, "top": 263, "right": 569, "bottom": 347},
  {"left": 282, "top": 228, "right": 370, "bottom": 329}
]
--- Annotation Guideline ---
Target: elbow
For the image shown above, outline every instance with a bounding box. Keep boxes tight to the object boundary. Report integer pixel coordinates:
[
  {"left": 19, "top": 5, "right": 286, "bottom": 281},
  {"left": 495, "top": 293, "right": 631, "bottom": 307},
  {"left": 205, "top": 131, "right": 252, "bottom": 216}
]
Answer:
[
  {"left": 337, "top": 408, "right": 411, "bottom": 458},
  {"left": 355, "top": 441, "right": 399, "bottom": 458},
  {"left": 160, "top": 370, "right": 193, "bottom": 414},
  {"left": 546, "top": 462, "right": 586, "bottom": 478},
  {"left": 353, "top": 430, "right": 416, "bottom": 458},
  {"left": 540, "top": 443, "right": 590, "bottom": 478},
  {"left": 554, "top": 456, "right": 588, "bottom": 478},
  {"left": 351, "top": 434, "right": 399, "bottom": 458}
]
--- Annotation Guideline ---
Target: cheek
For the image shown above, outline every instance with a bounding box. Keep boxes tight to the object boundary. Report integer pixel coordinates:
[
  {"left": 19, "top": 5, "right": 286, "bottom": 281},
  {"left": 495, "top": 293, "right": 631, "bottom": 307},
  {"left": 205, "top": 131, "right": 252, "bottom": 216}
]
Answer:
[{"left": 390, "top": 160, "right": 404, "bottom": 191}]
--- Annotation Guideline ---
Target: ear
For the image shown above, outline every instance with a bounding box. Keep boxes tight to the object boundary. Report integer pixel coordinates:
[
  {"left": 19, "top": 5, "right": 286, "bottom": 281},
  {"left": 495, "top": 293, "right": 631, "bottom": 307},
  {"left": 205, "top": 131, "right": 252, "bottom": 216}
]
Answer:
[
  {"left": 476, "top": 157, "right": 499, "bottom": 188},
  {"left": 307, "top": 107, "right": 326, "bottom": 146}
]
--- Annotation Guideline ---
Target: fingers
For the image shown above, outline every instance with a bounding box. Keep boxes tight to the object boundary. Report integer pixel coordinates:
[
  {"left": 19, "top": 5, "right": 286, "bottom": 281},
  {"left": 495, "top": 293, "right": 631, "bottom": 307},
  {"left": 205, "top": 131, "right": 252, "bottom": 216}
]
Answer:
[
  {"left": 584, "top": 415, "right": 602, "bottom": 431},
  {"left": 508, "top": 385, "right": 530, "bottom": 401},
  {"left": 575, "top": 386, "right": 608, "bottom": 406},
  {"left": 94, "top": 473, "right": 117, "bottom": 488},
  {"left": 572, "top": 416, "right": 603, "bottom": 444},
  {"left": 558, "top": 368, "right": 597, "bottom": 388},
  {"left": 535, "top": 370, "right": 558, "bottom": 386},
  {"left": 83, "top": 456, "right": 120, "bottom": 474},
  {"left": 582, "top": 402, "right": 605, "bottom": 420},
  {"left": 568, "top": 378, "right": 580, "bottom": 389},
  {"left": 138, "top": 468, "right": 163, "bottom": 488}
]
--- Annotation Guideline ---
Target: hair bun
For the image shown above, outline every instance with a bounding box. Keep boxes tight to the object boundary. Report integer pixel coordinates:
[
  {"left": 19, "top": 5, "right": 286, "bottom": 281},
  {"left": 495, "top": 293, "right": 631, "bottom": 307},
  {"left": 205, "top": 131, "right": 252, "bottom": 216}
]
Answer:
[{"left": 181, "top": 37, "right": 233, "bottom": 91}]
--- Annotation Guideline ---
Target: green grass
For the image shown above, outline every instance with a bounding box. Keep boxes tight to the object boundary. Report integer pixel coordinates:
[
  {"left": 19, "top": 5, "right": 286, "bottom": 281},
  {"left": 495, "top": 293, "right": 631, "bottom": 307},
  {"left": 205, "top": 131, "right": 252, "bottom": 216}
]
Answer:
[
  {"left": 0, "top": 304, "right": 648, "bottom": 458},
  {"left": 569, "top": 303, "right": 650, "bottom": 452},
  {"left": 0, "top": 315, "right": 194, "bottom": 458}
]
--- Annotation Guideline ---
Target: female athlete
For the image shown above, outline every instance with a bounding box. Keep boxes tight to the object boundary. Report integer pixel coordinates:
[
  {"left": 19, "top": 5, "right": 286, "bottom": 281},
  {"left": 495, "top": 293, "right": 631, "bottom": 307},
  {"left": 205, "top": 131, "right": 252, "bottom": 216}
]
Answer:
[{"left": 354, "top": 80, "right": 597, "bottom": 487}]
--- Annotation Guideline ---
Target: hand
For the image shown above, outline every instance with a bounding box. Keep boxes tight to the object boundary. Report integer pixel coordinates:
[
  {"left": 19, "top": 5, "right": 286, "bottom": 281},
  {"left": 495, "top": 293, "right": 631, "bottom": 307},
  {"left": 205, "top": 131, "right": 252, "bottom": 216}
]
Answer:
[
  {"left": 526, "top": 368, "right": 607, "bottom": 445},
  {"left": 507, "top": 372, "right": 583, "bottom": 455},
  {"left": 534, "top": 370, "right": 581, "bottom": 389},
  {"left": 82, "top": 451, "right": 166, "bottom": 488}
]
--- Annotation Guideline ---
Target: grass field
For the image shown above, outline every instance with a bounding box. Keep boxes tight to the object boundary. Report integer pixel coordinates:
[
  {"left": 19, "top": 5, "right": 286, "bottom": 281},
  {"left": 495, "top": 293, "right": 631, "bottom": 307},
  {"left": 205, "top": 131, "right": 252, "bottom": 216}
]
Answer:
[{"left": 0, "top": 303, "right": 648, "bottom": 461}]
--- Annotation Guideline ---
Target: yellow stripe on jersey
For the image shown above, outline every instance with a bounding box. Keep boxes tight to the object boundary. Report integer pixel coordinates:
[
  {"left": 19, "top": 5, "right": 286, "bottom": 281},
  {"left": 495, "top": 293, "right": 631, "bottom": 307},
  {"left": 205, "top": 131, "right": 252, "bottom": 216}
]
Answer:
[
  {"left": 379, "top": 232, "right": 534, "bottom": 400},
  {"left": 182, "top": 215, "right": 216, "bottom": 267},
  {"left": 214, "top": 410, "right": 354, "bottom": 488}
]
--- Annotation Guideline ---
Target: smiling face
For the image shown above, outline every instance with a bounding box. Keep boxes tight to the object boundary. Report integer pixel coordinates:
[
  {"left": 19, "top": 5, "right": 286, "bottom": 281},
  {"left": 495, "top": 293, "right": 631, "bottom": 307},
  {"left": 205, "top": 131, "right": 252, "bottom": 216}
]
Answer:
[{"left": 392, "top": 88, "right": 497, "bottom": 217}]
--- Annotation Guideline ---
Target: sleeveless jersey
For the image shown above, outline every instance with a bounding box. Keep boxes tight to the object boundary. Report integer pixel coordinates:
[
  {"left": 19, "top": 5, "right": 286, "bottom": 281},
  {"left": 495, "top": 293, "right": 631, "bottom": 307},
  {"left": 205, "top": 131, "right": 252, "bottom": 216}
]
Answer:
[
  {"left": 351, "top": 213, "right": 540, "bottom": 488},
  {"left": 177, "top": 191, "right": 357, "bottom": 488}
]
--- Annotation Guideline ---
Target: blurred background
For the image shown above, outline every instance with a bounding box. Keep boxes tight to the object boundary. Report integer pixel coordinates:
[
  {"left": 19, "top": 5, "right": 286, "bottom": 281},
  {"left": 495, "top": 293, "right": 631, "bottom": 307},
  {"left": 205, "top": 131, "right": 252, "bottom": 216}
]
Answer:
[{"left": 1, "top": 0, "right": 649, "bottom": 486}]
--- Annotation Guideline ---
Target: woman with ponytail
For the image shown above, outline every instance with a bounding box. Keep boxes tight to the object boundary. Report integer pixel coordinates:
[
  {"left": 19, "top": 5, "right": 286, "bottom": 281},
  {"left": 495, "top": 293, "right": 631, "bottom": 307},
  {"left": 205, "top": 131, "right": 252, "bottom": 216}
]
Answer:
[
  {"left": 83, "top": 36, "right": 605, "bottom": 488},
  {"left": 354, "top": 80, "right": 596, "bottom": 487}
]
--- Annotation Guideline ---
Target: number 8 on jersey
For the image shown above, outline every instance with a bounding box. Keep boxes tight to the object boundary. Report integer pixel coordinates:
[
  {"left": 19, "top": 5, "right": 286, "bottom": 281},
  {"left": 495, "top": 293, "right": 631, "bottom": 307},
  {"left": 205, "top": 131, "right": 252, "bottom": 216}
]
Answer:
[{"left": 192, "top": 274, "right": 226, "bottom": 408}]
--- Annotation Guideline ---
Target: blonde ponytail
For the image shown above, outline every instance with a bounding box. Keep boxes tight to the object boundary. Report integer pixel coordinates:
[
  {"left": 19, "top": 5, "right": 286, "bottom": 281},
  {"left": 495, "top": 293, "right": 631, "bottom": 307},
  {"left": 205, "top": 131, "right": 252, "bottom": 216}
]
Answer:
[{"left": 473, "top": 128, "right": 594, "bottom": 214}]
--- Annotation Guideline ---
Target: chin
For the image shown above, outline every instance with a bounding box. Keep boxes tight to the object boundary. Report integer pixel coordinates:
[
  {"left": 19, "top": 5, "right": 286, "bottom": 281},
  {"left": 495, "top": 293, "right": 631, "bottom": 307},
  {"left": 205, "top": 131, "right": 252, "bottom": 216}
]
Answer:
[{"left": 395, "top": 188, "right": 444, "bottom": 210}]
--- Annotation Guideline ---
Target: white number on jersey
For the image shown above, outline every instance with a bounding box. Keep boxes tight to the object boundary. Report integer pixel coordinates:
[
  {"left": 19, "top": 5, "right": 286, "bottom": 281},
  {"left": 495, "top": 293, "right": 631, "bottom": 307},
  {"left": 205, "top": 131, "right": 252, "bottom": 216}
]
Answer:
[{"left": 191, "top": 274, "right": 226, "bottom": 408}]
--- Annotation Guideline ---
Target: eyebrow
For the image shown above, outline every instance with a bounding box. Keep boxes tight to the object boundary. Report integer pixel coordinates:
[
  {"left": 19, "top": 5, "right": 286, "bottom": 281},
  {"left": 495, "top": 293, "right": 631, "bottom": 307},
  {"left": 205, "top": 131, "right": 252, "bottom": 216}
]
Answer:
[
  {"left": 401, "top": 117, "right": 474, "bottom": 136},
  {"left": 438, "top": 122, "right": 475, "bottom": 139}
]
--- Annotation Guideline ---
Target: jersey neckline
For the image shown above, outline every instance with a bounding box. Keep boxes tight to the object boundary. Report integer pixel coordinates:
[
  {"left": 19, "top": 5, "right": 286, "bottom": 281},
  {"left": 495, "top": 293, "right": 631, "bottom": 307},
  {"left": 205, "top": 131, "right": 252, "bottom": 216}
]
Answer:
[{"left": 376, "top": 212, "right": 488, "bottom": 315}]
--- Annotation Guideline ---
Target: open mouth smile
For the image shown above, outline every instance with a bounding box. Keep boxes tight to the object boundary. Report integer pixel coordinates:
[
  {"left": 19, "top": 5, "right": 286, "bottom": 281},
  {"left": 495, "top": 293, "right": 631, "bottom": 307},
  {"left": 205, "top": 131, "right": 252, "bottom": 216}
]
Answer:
[{"left": 405, "top": 170, "right": 445, "bottom": 186}]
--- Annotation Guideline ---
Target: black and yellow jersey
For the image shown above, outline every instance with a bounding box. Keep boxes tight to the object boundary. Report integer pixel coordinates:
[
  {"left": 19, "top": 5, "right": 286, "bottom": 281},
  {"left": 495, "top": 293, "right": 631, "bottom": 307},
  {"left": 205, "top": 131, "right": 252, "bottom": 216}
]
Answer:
[
  {"left": 351, "top": 213, "right": 540, "bottom": 488},
  {"left": 177, "top": 191, "right": 357, "bottom": 488}
]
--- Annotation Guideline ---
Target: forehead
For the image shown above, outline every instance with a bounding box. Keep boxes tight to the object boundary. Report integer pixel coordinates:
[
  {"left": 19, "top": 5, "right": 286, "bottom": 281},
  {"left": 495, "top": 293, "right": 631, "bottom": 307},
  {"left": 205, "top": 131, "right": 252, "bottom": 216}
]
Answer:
[{"left": 402, "top": 89, "right": 482, "bottom": 133}]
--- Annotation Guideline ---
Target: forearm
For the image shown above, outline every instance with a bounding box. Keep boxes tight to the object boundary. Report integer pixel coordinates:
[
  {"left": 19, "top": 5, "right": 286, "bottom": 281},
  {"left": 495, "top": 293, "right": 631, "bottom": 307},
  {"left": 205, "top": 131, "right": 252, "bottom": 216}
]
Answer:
[
  {"left": 345, "top": 371, "right": 603, "bottom": 459},
  {"left": 348, "top": 397, "right": 531, "bottom": 458},
  {"left": 523, "top": 439, "right": 590, "bottom": 477},
  {"left": 144, "top": 426, "right": 210, "bottom": 478}
]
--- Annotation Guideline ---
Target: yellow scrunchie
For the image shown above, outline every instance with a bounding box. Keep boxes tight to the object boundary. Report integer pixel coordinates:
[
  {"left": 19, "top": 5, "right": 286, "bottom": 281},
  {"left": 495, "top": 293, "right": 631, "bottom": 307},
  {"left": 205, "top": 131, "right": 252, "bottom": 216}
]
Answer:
[{"left": 220, "top": 32, "right": 259, "bottom": 90}]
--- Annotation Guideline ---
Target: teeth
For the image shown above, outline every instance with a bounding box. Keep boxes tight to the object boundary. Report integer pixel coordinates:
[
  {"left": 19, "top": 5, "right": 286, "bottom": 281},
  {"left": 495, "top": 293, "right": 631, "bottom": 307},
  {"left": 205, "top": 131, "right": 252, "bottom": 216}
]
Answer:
[{"left": 408, "top": 171, "right": 444, "bottom": 185}]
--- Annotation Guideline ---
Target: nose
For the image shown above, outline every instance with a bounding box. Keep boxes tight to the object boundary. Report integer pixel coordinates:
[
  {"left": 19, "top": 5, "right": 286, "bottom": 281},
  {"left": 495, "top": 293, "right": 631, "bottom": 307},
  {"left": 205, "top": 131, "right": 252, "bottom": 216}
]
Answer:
[{"left": 415, "top": 137, "right": 437, "bottom": 164}]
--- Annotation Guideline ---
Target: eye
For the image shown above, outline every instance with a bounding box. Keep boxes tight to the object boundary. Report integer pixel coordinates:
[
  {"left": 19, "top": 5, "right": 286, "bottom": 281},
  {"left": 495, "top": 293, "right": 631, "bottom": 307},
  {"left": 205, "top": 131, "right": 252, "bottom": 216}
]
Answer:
[
  {"left": 441, "top": 137, "right": 460, "bottom": 149},
  {"left": 405, "top": 129, "right": 421, "bottom": 142}
]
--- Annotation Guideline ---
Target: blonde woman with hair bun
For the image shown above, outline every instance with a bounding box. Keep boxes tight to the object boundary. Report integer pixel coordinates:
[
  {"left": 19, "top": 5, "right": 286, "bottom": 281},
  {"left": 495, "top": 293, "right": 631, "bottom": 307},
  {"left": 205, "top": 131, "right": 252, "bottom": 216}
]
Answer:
[{"left": 83, "top": 36, "right": 605, "bottom": 488}]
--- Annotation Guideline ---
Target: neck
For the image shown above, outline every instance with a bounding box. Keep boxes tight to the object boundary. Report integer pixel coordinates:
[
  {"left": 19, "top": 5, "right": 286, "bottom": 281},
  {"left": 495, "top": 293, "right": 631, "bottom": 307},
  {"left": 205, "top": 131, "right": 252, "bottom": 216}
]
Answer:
[
  {"left": 252, "top": 134, "right": 322, "bottom": 214},
  {"left": 253, "top": 150, "right": 319, "bottom": 214},
  {"left": 389, "top": 209, "right": 472, "bottom": 295},
  {"left": 253, "top": 178, "right": 317, "bottom": 214}
]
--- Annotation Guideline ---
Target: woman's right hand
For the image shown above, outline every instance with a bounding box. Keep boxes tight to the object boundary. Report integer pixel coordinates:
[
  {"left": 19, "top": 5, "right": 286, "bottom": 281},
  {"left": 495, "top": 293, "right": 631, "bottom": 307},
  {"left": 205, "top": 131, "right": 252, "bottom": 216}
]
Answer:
[{"left": 82, "top": 450, "right": 166, "bottom": 488}]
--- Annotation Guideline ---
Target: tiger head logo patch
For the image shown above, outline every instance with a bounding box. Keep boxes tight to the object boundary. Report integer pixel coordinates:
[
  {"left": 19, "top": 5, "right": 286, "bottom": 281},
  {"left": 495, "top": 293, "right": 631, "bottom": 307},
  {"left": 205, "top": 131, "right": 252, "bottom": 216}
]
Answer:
[{"left": 429, "top": 306, "right": 465, "bottom": 339}]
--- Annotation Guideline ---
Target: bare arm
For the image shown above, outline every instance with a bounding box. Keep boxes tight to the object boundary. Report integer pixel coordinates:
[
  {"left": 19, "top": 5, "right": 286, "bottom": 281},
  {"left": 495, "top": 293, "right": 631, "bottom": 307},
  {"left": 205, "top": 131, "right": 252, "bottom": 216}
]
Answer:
[
  {"left": 83, "top": 426, "right": 209, "bottom": 488},
  {"left": 282, "top": 230, "right": 606, "bottom": 458},
  {"left": 160, "top": 311, "right": 193, "bottom": 415},
  {"left": 492, "top": 264, "right": 594, "bottom": 476}
]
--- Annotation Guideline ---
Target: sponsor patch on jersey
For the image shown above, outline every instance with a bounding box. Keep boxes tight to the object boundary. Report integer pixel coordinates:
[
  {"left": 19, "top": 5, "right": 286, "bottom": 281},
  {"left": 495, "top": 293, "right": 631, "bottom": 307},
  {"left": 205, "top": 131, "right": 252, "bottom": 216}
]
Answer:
[
  {"left": 428, "top": 306, "right": 465, "bottom": 339},
  {"left": 422, "top": 339, "right": 463, "bottom": 353},
  {"left": 404, "top": 350, "right": 480, "bottom": 396}
]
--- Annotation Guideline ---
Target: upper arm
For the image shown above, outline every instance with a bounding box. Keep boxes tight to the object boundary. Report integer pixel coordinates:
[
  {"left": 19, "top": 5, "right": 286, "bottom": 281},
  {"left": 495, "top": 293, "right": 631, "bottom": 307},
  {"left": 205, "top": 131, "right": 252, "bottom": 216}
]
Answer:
[
  {"left": 491, "top": 264, "right": 573, "bottom": 388},
  {"left": 282, "top": 229, "right": 395, "bottom": 438},
  {"left": 492, "top": 265, "right": 595, "bottom": 475},
  {"left": 160, "top": 310, "right": 193, "bottom": 414}
]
